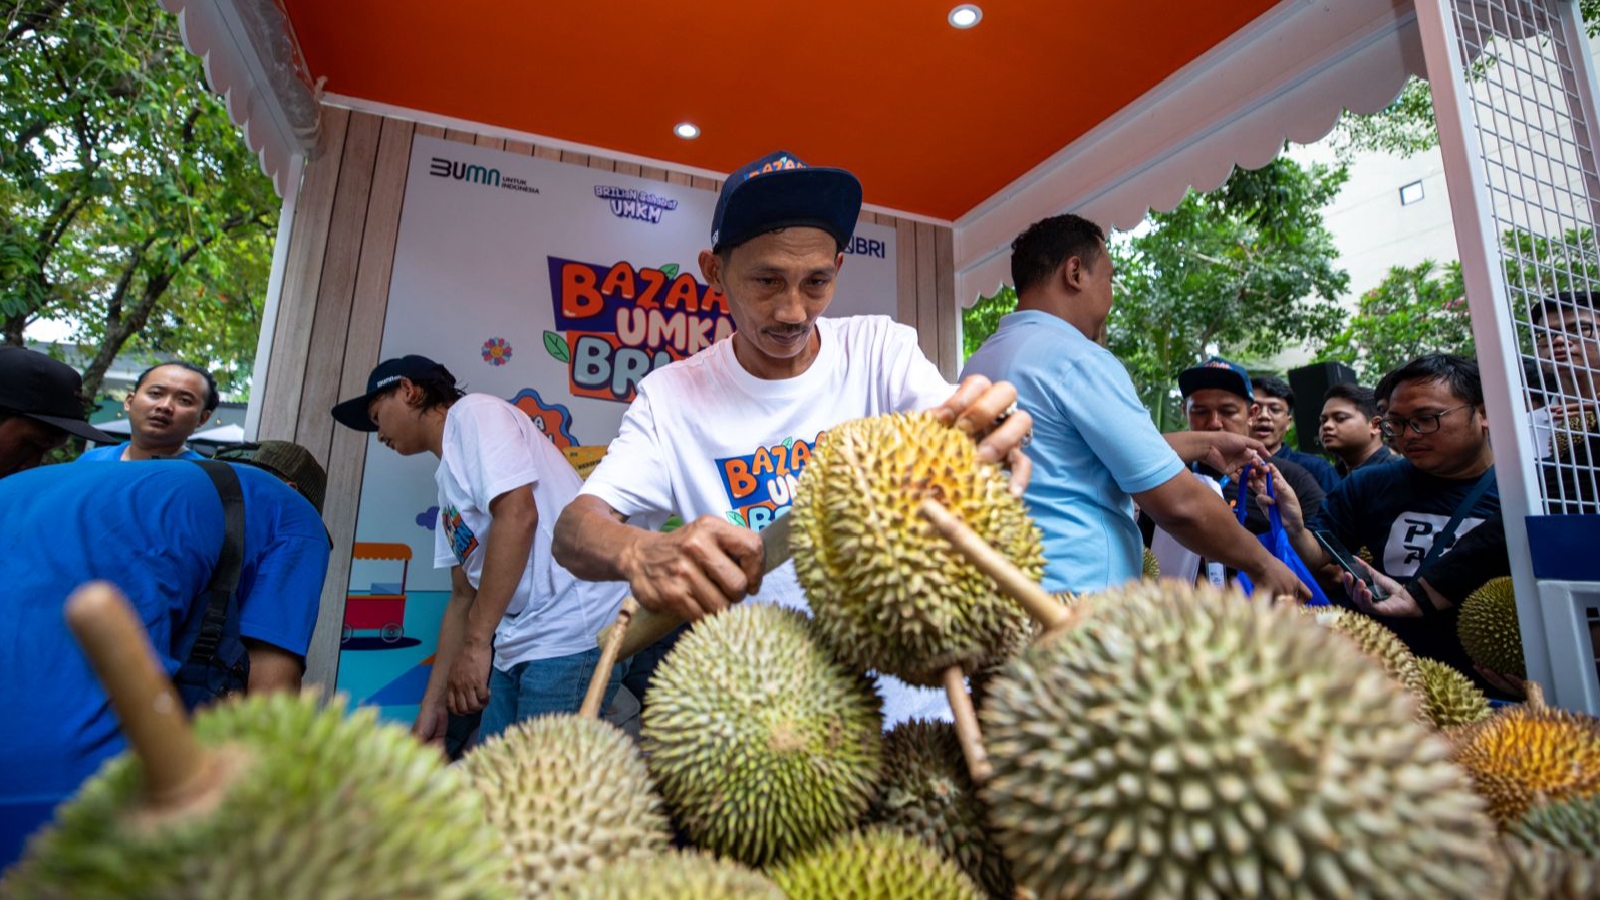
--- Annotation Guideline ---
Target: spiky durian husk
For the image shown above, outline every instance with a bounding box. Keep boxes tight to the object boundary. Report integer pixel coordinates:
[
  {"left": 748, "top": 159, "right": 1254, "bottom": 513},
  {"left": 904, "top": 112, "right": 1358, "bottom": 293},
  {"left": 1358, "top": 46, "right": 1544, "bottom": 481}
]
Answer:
[
  {"left": 1142, "top": 548, "right": 1161, "bottom": 580},
  {"left": 1458, "top": 577, "right": 1526, "bottom": 679},
  {"left": 1302, "top": 607, "right": 1425, "bottom": 695},
  {"left": 3, "top": 694, "right": 511, "bottom": 900},
  {"left": 642, "top": 604, "right": 882, "bottom": 867},
  {"left": 790, "top": 411, "right": 1048, "bottom": 686},
  {"left": 1454, "top": 700, "right": 1600, "bottom": 825},
  {"left": 460, "top": 715, "right": 669, "bottom": 897},
  {"left": 981, "top": 581, "right": 1497, "bottom": 900},
  {"left": 559, "top": 851, "right": 784, "bottom": 900},
  {"left": 1495, "top": 837, "right": 1600, "bottom": 900},
  {"left": 866, "top": 720, "right": 1013, "bottom": 899},
  {"left": 1418, "top": 657, "right": 1492, "bottom": 729},
  {"left": 1514, "top": 794, "right": 1600, "bottom": 858},
  {"left": 771, "top": 828, "right": 983, "bottom": 900}
]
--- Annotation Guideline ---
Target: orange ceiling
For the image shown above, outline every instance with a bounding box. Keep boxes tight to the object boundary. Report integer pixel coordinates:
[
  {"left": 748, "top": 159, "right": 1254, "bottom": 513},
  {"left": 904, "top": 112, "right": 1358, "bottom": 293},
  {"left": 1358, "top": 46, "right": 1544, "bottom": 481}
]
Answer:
[{"left": 280, "top": 1, "right": 1282, "bottom": 220}]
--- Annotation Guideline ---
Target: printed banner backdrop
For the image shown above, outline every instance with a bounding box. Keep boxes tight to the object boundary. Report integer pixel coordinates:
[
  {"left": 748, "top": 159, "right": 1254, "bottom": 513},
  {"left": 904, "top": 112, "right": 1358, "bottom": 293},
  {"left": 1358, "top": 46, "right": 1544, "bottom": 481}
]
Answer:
[{"left": 337, "top": 137, "right": 899, "bottom": 722}]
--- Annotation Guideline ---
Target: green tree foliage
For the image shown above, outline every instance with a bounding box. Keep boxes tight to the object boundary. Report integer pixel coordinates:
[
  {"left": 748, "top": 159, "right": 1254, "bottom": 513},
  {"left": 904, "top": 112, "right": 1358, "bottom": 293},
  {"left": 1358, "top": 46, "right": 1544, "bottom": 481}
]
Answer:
[
  {"left": 961, "top": 158, "right": 1349, "bottom": 432},
  {"left": 1320, "top": 260, "right": 1473, "bottom": 384},
  {"left": 1108, "top": 159, "right": 1350, "bottom": 431},
  {"left": 1, "top": 0, "right": 277, "bottom": 401}
]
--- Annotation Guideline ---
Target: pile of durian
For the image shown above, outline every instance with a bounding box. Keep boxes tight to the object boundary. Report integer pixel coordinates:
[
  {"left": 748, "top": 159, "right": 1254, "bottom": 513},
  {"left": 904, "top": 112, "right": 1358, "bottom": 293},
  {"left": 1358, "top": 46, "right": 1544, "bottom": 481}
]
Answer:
[{"left": 6, "top": 412, "right": 1600, "bottom": 900}]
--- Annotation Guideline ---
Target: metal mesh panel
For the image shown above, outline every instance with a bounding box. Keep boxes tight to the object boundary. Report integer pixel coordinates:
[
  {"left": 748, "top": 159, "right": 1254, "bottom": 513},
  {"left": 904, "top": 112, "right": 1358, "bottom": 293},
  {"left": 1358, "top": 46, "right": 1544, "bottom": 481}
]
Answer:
[{"left": 1448, "top": 0, "right": 1600, "bottom": 515}]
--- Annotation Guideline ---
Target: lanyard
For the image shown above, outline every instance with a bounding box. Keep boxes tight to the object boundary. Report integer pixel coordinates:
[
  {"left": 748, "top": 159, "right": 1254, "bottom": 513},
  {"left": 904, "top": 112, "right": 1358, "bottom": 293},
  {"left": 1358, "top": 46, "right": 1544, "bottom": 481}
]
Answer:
[{"left": 1409, "top": 467, "right": 1497, "bottom": 589}]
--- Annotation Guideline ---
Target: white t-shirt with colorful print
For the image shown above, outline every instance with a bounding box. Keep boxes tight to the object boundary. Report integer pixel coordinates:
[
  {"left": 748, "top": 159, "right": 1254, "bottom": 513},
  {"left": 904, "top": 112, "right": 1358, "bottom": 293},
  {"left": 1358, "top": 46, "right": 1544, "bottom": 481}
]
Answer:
[
  {"left": 435, "top": 394, "right": 629, "bottom": 671},
  {"left": 580, "top": 315, "right": 958, "bottom": 724}
]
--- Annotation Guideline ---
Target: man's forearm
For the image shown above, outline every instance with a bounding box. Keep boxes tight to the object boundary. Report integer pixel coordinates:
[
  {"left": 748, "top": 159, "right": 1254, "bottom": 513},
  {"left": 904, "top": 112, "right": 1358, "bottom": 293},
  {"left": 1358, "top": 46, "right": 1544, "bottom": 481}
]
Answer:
[
  {"left": 464, "top": 507, "right": 538, "bottom": 645},
  {"left": 425, "top": 589, "right": 472, "bottom": 702},
  {"left": 1163, "top": 432, "right": 1213, "bottom": 465},
  {"left": 553, "top": 495, "right": 649, "bottom": 583},
  {"left": 1149, "top": 493, "right": 1279, "bottom": 576},
  {"left": 245, "top": 640, "right": 304, "bottom": 693}
]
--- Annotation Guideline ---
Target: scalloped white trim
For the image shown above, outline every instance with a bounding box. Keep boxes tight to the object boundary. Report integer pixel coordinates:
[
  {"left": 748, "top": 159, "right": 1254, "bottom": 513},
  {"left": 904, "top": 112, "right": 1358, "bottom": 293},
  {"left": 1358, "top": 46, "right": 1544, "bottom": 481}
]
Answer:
[
  {"left": 160, "top": 0, "right": 310, "bottom": 197},
  {"left": 954, "top": 0, "right": 1427, "bottom": 306}
]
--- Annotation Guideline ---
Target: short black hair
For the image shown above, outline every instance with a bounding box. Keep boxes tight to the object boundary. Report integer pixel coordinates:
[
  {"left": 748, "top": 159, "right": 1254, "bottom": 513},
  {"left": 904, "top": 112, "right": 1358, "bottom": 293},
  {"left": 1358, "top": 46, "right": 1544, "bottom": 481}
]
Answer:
[
  {"left": 1323, "top": 382, "right": 1379, "bottom": 419},
  {"left": 377, "top": 365, "right": 465, "bottom": 414},
  {"left": 1250, "top": 375, "right": 1295, "bottom": 410},
  {"left": 714, "top": 226, "right": 844, "bottom": 261},
  {"left": 1010, "top": 214, "right": 1107, "bottom": 296},
  {"left": 135, "top": 361, "right": 219, "bottom": 414},
  {"left": 1530, "top": 290, "right": 1597, "bottom": 324},
  {"left": 1376, "top": 353, "right": 1483, "bottom": 408}
]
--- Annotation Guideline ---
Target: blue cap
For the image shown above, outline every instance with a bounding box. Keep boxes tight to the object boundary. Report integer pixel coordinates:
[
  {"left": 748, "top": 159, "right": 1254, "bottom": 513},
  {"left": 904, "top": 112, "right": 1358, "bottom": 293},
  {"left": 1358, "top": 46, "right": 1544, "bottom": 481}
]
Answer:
[
  {"left": 331, "top": 354, "right": 455, "bottom": 432},
  {"left": 1178, "top": 357, "right": 1254, "bottom": 401},
  {"left": 710, "top": 150, "right": 863, "bottom": 252}
]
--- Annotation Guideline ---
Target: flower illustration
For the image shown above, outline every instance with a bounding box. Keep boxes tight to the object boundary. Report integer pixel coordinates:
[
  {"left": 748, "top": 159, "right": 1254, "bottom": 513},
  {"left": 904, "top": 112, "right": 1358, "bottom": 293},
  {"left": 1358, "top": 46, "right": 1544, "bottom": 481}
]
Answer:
[{"left": 482, "top": 337, "right": 513, "bottom": 366}]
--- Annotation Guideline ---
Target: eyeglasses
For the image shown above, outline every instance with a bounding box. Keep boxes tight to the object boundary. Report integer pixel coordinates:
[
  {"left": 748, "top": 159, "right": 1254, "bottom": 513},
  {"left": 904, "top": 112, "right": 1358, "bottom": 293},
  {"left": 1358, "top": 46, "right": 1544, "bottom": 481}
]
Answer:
[
  {"left": 1381, "top": 404, "right": 1473, "bottom": 438},
  {"left": 1535, "top": 320, "right": 1597, "bottom": 344}
]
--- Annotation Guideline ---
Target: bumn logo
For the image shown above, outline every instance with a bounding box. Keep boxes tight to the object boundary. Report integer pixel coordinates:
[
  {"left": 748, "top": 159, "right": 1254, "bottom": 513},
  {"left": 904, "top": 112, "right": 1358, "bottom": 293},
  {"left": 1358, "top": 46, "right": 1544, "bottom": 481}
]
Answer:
[{"left": 430, "top": 156, "right": 501, "bottom": 187}]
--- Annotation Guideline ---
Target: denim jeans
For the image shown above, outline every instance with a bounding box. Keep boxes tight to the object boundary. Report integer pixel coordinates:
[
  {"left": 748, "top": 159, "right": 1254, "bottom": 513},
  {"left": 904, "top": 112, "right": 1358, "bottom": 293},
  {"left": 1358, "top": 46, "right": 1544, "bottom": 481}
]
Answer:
[{"left": 480, "top": 646, "right": 619, "bottom": 741}]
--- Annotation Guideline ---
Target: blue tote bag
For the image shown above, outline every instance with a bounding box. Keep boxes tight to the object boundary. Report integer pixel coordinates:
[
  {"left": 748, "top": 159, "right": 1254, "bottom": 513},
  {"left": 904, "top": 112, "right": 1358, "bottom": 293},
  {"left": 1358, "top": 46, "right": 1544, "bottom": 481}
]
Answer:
[{"left": 1233, "top": 463, "right": 1330, "bottom": 605}]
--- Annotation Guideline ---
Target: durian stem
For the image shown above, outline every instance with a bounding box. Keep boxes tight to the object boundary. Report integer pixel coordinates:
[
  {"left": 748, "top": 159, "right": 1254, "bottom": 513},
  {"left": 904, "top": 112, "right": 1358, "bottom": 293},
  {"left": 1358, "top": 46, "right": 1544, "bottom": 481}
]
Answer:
[
  {"left": 65, "top": 582, "right": 211, "bottom": 807},
  {"left": 1525, "top": 680, "right": 1546, "bottom": 710},
  {"left": 581, "top": 597, "right": 638, "bottom": 719},
  {"left": 944, "top": 666, "right": 993, "bottom": 784},
  {"left": 919, "top": 498, "right": 1069, "bottom": 630}
]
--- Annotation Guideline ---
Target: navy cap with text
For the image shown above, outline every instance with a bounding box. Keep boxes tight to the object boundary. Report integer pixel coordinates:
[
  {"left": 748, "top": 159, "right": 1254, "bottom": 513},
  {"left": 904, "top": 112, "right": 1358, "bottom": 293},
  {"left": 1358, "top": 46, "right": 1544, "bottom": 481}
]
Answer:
[
  {"left": 709, "top": 150, "right": 863, "bottom": 252},
  {"left": 1178, "top": 356, "right": 1255, "bottom": 401}
]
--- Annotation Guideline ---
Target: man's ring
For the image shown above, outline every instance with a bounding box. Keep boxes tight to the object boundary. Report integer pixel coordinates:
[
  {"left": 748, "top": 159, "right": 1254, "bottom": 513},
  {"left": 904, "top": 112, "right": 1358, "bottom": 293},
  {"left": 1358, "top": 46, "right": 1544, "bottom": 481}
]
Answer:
[{"left": 995, "top": 401, "right": 1018, "bottom": 426}]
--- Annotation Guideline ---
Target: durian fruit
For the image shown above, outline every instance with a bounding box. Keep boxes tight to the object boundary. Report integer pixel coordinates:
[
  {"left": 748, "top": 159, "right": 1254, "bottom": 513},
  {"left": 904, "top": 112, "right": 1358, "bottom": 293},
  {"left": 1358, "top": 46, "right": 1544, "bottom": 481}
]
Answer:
[
  {"left": 771, "top": 828, "right": 983, "bottom": 900},
  {"left": 460, "top": 715, "right": 669, "bottom": 897},
  {"left": 1418, "top": 657, "right": 1492, "bottom": 729},
  {"left": 1142, "top": 547, "right": 1161, "bottom": 580},
  {"left": 1301, "top": 606, "right": 1425, "bottom": 695},
  {"left": 1459, "top": 576, "right": 1526, "bottom": 679},
  {"left": 642, "top": 603, "right": 882, "bottom": 867},
  {"left": 866, "top": 719, "right": 1013, "bottom": 898},
  {"left": 1513, "top": 794, "right": 1600, "bottom": 858},
  {"left": 1452, "top": 684, "right": 1600, "bottom": 825},
  {"left": 981, "top": 580, "right": 1498, "bottom": 900},
  {"left": 5, "top": 694, "right": 512, "bottom": 900},
  {"left": 1495, "top": 837, "right": 1600, "bottom": 900},
  {"left": 560, "top": 851, "right": 784, "bottom": 900},
  {"left": 791, "top": 411, "right": 1049, "bottom": 685}
]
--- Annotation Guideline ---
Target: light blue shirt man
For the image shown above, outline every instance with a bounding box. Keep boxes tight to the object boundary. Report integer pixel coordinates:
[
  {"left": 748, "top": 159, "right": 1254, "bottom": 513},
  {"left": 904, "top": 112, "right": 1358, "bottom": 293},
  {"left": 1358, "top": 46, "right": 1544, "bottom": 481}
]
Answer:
[{"left": 964, "top": 310, "right": 1183, "bottom": 593}]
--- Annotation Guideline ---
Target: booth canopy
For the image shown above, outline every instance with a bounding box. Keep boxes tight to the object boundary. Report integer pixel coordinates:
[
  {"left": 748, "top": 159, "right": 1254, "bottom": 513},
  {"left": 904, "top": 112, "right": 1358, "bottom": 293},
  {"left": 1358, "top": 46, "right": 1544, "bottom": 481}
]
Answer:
[{"left": 165, "top": 0, "right": 1423, "bottom": 299}]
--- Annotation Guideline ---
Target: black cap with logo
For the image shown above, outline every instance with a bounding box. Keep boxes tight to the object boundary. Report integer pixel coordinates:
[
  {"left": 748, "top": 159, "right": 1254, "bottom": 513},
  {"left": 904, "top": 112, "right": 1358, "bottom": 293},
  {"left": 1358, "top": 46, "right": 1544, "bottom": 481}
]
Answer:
[
  {"left": 330, "top": 354, "right": 453, "bottom": 433},
  {"left": 0, "top": 347, "right": 117, "bottom": 443}
]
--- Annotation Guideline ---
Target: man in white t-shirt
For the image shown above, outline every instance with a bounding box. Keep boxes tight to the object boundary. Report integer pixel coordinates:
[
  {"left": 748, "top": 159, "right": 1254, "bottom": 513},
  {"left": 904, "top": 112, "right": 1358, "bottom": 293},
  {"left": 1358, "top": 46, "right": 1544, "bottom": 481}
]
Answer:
[
  {"left": 552, "top": 150, "right": 1033, "bottom": 724},
  {"left": 333, "top": 356, "right": 628, "bottom": 743}
]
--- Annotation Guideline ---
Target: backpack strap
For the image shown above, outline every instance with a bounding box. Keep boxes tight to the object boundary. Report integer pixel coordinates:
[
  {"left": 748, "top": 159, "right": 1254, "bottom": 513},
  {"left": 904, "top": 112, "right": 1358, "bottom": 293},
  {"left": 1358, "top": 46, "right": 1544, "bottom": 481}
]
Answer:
[{"left": 188, "top": 460, "right": 246, "bottom": 665}]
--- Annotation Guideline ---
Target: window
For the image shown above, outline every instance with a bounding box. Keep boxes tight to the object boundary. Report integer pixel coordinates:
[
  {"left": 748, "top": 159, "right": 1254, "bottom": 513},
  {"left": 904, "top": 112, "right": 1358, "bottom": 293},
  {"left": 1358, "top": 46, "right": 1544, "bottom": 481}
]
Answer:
[{"left": 1399, "top": 180, "right": 1425, "bottom": 205}]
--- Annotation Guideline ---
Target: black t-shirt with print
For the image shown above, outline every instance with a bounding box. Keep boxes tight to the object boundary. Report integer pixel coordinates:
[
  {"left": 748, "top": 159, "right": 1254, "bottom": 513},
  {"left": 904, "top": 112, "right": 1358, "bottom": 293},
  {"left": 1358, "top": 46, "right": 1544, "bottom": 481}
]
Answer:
[{"left": 1310, "top": 459, "right": 1505, "bottom": 690}]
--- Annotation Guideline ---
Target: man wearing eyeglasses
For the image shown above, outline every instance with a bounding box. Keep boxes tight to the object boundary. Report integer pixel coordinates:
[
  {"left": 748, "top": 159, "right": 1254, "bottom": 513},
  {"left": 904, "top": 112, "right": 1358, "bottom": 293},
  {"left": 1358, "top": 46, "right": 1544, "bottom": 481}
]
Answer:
[
  {"left": 1532, "top": 291, "right": 1598, "bottom": 407},
  {"left": 1250, "top": 354, "right": 1503, "bottom": 691}
]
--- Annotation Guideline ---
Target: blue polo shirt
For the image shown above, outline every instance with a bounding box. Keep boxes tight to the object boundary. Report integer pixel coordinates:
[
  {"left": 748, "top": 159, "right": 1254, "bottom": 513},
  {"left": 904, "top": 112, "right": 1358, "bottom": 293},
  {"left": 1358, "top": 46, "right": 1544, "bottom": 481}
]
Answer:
[
  {"left": 0, "top": 462, "right": 330, "bottom": 866},
  {"left": 78, "top": 442, "right": 204, "bottom": 462},
  {"left": 964, "top": 310, "right": 1184, "bottom": 594}
]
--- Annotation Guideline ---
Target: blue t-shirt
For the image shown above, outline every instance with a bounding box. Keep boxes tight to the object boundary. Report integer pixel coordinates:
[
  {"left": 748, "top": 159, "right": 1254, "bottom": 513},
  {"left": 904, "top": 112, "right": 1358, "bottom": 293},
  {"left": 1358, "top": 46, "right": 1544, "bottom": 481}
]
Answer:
[
  {"left": 1275, "top": 444, "right": 1341, "bottom": 494},
  {"left": 963, "top": 310, "right": 1184, "bottom": 594},
  {"left": 1309, "top": 459, "right": 1502, "bottom": 681},
  {"left": 0, "top": 462, "right": 329, "bottom": 865},
  {"left": 77, "top": 442, "right": 204, "bottom": 462}
]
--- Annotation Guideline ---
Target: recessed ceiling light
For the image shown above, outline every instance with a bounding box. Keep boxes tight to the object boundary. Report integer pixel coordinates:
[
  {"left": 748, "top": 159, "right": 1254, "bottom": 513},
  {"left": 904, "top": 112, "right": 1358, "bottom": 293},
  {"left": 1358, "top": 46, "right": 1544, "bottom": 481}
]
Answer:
[
  {"left": 948, "top": 4, "right": 982, "bottom": 28},
  {"left": 674, "top": 122, "right": 700, "bottom": 139}
]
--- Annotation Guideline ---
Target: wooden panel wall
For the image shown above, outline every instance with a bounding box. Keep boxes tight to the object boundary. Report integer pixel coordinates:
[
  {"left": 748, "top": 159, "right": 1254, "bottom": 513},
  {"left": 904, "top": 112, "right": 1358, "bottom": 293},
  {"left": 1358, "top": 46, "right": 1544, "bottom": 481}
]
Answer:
[{"left": 258, "top": 108, "right": 956, "bottom": 687}]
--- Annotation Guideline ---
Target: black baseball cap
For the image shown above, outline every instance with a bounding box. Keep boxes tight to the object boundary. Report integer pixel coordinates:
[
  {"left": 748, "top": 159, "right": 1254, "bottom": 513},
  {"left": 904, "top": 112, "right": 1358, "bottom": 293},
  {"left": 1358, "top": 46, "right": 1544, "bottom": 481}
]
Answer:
[
  {"left": 331, "top": 355, "right": 453, "bottom": 432},
  {"left": 1178, "top": 356, "right": 1255, "bottom": 402},
  {"left": 0, "top": 346, "right": 116, "bottom": 443},
  {"left": 710, "top": 150, "right": 862, "bottom": 252}
]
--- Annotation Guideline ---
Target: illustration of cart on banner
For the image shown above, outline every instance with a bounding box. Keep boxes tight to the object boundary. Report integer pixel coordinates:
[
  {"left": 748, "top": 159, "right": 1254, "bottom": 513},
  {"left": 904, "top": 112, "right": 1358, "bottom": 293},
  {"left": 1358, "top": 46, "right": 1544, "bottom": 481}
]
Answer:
[{"left": 342, "top": 542, "right": 412, "bottom": 644}]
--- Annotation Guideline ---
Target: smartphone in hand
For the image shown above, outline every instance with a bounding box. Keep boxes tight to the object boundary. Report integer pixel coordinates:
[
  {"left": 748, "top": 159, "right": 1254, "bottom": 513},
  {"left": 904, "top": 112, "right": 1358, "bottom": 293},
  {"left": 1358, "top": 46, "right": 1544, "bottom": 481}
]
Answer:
[{"left": 1313, "top": 530, "right": 1389, "bottom": 602}]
